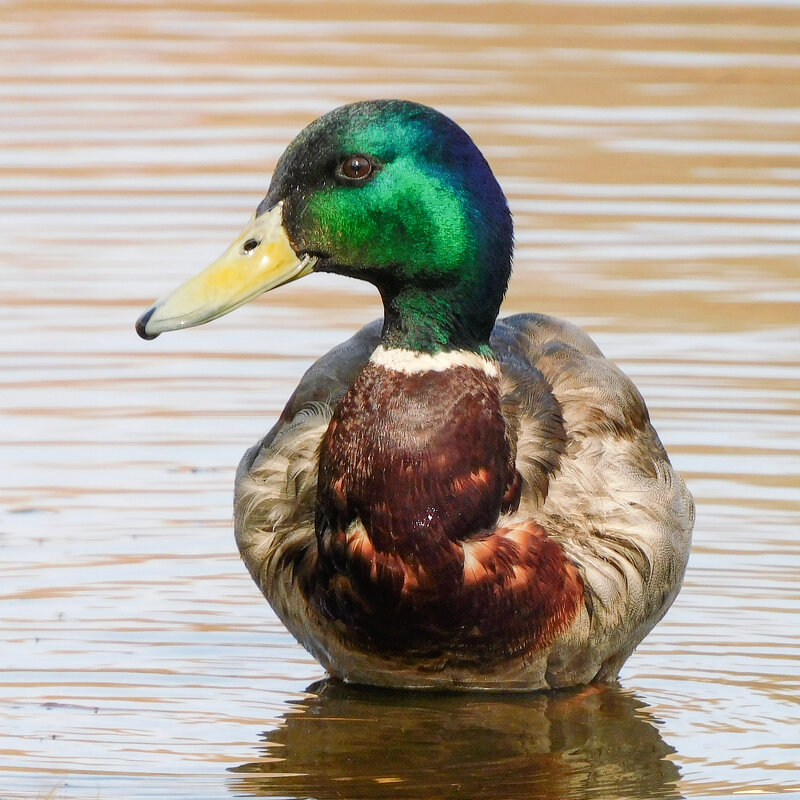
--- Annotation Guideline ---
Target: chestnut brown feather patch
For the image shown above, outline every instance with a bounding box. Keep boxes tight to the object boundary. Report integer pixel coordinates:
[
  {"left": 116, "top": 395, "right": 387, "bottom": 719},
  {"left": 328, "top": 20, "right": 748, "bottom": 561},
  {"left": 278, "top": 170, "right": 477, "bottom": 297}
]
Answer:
[{"left": 307, "top": 361, "right": 583, "bottom": 667}]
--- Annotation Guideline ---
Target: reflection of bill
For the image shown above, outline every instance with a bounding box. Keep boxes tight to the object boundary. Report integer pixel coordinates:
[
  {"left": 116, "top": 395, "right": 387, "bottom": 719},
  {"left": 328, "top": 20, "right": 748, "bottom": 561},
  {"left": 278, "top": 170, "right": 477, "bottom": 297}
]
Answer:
[{"left": 229, "top": 680, "right": 682, "bottom": 800}]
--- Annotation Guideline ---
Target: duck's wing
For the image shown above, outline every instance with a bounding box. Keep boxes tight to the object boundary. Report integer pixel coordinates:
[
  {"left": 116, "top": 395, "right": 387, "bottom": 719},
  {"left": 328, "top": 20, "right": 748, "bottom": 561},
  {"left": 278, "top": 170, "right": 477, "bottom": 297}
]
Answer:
[
  {"left": 493, "top": 313, "right": 694, "bottom": 680},
  {"left": 491, "top": 311, "right": 658, "bottom": 512}
]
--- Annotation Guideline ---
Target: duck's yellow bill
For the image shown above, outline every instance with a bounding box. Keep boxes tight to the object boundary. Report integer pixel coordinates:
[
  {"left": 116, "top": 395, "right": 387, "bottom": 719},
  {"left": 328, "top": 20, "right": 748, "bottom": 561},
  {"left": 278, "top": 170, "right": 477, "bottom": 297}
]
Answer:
[{"left": 136, "top": 202, "right": 315, "bottom": 340}]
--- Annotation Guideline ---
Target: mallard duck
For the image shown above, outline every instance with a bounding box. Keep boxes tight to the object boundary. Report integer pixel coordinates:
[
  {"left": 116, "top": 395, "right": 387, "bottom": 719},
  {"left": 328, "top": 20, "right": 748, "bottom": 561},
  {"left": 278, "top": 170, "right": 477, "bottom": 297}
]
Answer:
[{"left": 136, "top": 100, "right": 694, "bottom": 690}]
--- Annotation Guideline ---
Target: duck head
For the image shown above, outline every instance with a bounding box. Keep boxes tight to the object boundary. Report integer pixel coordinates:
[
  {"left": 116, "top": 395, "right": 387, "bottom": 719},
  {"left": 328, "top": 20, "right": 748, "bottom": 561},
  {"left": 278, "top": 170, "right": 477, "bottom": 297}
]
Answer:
[{"left": 136, "top": 100, "right": 513, "bottom": 353}]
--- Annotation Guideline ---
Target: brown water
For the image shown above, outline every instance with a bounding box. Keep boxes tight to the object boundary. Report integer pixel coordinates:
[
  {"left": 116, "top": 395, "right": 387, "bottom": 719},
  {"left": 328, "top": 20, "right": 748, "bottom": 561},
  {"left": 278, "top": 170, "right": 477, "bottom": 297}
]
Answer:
[{"left": 2, "top": 1, "right": 799, "bottom": 798}]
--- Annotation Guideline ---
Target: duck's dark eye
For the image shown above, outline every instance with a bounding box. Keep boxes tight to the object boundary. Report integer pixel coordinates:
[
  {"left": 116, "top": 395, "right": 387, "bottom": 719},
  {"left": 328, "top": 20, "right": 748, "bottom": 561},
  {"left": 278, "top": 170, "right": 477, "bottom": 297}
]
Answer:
[{"left": 338, "top": 155, "right": 374, "bottom": 182}]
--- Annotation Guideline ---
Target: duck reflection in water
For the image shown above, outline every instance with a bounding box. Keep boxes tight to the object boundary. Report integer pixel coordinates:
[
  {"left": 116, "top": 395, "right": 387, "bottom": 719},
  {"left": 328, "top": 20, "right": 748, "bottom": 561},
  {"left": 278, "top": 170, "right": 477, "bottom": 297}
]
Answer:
[{"left": 229, "top": 679, "right": 682, "bottom": 800}]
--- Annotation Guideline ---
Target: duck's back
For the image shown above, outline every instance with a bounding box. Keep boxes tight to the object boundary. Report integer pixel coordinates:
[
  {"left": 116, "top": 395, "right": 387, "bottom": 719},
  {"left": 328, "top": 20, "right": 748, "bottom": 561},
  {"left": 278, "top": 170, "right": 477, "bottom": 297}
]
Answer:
[{"left": 234, "top": 314, "right": 693, "bottom": 689}]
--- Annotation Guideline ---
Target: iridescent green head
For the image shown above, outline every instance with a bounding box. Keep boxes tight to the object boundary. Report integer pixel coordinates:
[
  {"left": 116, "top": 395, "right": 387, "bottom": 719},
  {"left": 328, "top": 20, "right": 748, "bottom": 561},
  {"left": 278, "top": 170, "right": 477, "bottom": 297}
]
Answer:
[{"left": 137, "top": 100, "right": 513, "bottom": 354}]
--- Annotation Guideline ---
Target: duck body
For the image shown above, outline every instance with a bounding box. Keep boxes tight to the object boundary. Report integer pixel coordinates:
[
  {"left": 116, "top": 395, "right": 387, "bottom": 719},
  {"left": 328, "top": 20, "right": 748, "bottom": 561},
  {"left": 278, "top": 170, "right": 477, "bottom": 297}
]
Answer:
[
  {"left": 234, "top": 313, "right": 693, "bottom": 690},
  {"left": 138, "top": 100, "right": 694, "bottom": 690}
]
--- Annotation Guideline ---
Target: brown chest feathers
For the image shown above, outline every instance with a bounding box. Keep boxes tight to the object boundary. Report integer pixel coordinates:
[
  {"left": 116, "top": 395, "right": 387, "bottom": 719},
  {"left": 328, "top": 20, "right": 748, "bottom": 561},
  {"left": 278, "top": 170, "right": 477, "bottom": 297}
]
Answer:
[{"left": 309, "top": 360, "right": 583, "bottom": 667}]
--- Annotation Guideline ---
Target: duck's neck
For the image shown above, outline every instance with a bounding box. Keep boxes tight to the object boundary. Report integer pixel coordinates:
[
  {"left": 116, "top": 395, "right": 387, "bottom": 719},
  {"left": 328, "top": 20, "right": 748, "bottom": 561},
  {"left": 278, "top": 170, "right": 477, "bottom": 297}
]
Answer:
[{"left": 377, "top": 278, "right": 500, "bottom": 356}]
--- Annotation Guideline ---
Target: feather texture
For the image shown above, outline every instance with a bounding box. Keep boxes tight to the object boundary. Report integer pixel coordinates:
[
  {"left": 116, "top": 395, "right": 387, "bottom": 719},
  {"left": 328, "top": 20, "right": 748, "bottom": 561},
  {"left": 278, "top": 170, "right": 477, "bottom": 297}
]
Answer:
[{"left": 234, "top": 313, "right": 694, "bottom": 690}]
